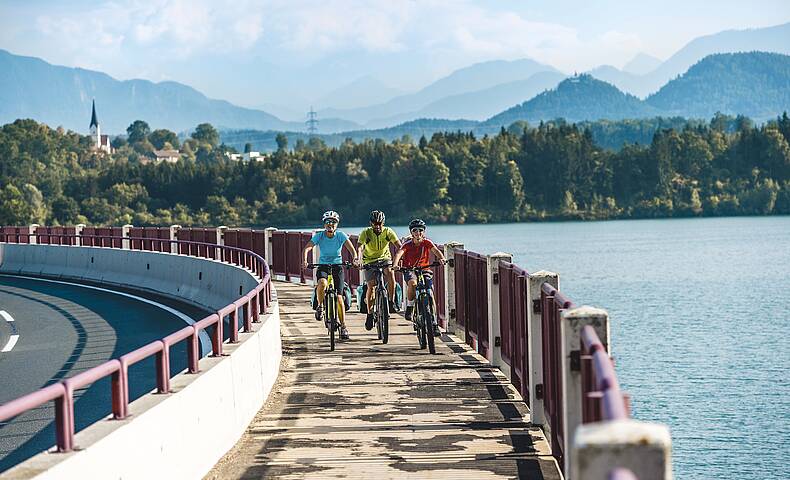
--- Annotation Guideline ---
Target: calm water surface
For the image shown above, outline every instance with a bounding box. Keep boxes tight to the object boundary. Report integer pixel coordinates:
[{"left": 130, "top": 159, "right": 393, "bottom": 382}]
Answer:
[{"left": 342, "top": 216, "right": 789, "bottom": 479}]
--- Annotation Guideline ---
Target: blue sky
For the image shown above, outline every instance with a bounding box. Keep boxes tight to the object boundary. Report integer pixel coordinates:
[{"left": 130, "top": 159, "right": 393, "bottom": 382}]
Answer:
[{"left": 1, "top": 0, "right": 788, "bottom": 112}]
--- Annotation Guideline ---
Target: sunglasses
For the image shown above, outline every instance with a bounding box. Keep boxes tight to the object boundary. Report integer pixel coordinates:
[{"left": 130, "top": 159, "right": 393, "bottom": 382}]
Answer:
[
  {"left": 410, "top": 228, "right": 425, "bottom": 233},
  {"left": 324, "top": 220, "right": 338, "bottom": 225},
  {"left": 371, "top": 222, "right": 383, "bottom": 227}
]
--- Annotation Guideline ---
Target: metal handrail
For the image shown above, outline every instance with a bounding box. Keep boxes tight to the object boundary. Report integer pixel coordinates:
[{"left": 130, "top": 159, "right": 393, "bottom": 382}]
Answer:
[
  {"left": 581, "top": 325, "right": 629, "bottom": 421},
  {"left": 0, "top": 233, "right": 272, "bottom": 453}
]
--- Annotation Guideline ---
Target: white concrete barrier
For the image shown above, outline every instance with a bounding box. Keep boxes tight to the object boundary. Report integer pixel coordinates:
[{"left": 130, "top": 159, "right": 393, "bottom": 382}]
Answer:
[
  {"left": 0, "top": 243, "right": 282, "bottom": 480},
  {"left": 0, "top": 244, "right": 259, "bottom": 313}
]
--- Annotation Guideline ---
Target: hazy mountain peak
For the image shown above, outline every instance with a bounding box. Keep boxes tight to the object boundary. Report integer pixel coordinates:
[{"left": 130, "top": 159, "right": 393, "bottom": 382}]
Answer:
[
  {"left": 313, "top": 75, "right": 404, "bottom": 110},
  {"left": 623, "top": 53, "right": 662, "bottom": 75},
  {"left": 485, "top": 73, "right": 659, "bottom": 126}
]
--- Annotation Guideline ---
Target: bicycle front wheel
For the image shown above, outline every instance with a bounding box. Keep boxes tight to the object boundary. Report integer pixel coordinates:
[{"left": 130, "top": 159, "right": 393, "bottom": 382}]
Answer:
[
  {"left": 327, "top": 291, "right": 337, "bottom": 351},
  {"left": 377, "top": 292, "right": 389, "bottom": 344},
  {"left": 423, "top": 296, "right": 436, "bottom": 354},
  {"left": 415, "top": 302, "right": 427, "bottom": 350}
]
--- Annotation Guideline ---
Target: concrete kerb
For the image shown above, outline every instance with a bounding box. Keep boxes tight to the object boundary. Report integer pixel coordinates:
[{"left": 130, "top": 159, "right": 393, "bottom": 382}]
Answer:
[{"left": 0, "top": 243, "right": 283, "bottom": 480}]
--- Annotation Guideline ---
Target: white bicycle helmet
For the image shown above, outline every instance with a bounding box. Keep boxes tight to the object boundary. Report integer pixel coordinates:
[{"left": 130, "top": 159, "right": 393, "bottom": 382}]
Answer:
[{"left": 322, "top": 210, "right": 340, "bottom": 223}]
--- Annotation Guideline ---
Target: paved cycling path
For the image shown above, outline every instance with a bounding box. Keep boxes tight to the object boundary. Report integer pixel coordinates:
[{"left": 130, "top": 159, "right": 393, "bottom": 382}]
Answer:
[{"left": 208, "top": 281, "right": 561, "bottom": 479}]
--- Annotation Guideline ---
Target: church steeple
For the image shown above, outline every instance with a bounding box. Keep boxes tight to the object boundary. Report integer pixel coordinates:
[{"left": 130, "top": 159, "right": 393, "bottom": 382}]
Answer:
[{"left": 90, "top": 99, "right": 99, "bottom": 129}]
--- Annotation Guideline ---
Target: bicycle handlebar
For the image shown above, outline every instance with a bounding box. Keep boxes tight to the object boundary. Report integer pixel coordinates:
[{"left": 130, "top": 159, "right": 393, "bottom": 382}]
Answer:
[
  {"left": 305, "top": 261, "right": 355, "bottom": 269},
  {"left": 395, "top": 260, "right": 446, "bottom": 273},
  {"left": 361, "top": 262, "right": 392, "bottom": 270}
]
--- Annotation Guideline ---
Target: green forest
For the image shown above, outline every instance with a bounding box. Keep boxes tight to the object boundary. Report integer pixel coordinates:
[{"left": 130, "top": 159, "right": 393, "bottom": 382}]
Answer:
[{"left": 0, "top": 113, "right": 788, "bottom": 227}]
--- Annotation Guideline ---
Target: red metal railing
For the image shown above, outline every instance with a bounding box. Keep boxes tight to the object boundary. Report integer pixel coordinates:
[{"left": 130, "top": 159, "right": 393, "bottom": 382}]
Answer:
[
  {"left": 35, "top": 226, "right": 78, "bottom": 245},
  {"left": 176, "top": 227, "right": 218, "bottom": 258},
  {"left": 540, "top": 282, "right": 573, "bottom": 469},
  {"left": 581, "top": 325, "right": 630, "bottom": 422},
  {"left": 269, "top": 231, "right": 314, "bottom": 283},
  {"left": 498, "top": 261, "right": 530, "bottom": 402},
  {"left": 433, "top": 246, "right": 447, "bottom": 328},
  {"left": 0, "top": 233, "right": 271, "bottom": 453},
  {"left": 1, "top": 226, "right": 32, "bottom": 243},
  {"left": 81, "top": 227, "right": 123, "bottom": 248},
  {"left": 129, "top": 226, "right": 171, "bottom": 252},
  {"left": 453, "top": 250, "right": 489, "bottom": 356}
]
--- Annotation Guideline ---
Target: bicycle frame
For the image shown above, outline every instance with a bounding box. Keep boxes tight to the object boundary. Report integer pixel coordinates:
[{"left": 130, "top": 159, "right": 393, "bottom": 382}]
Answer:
[
  {"left": 399, "top": 262, "right": 442, "bottom": 354},
  {"left": 307, "top": 262, "right": 350, "bottom": 350},
  {"left": 363, "top": 261, "right": 391, "bottom": 344}
]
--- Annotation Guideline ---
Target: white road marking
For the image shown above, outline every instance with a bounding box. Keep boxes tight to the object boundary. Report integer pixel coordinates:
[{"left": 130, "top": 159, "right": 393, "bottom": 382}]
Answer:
[
  {"left": 2, "top": 335, "right": 19, "bottom": 352},
  {"left": 1, "top": 309, "right": 19, "bottom": 352}
]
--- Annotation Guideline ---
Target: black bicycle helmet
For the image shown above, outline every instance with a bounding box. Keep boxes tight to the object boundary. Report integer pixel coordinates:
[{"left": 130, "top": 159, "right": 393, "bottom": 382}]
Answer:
[
  {"left": 408, "top": 218, "right": 426, "bottom": 230},
  {"left": 369, "top": 210, "right": 385, "bottom": 223}
]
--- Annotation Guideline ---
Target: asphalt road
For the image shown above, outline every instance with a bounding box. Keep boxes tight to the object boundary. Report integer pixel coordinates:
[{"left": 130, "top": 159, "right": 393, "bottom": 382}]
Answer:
[{"left": 0, "top": 274, "right": 212, "bottom": 473}]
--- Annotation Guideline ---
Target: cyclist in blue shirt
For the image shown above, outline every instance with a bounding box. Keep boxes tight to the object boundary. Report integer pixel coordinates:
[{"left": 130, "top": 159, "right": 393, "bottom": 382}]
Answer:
[{"left": 301, "top": 210, "right": 359, "bottom": 340}]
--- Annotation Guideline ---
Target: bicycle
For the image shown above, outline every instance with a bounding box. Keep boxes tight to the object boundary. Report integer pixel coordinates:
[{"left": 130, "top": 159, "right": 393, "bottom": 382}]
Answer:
[
  {"left": 307, "top": 262, "right": 352, "bottom": 351},
  {"left": 362, "top": 261, "right": 392, "bottom": 344},
  {"left": 397, "top": 261, "right": 443, "bottom": 354}
]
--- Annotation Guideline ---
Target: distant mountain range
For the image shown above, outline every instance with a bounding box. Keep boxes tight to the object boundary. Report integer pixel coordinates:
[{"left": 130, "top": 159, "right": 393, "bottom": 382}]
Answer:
[
  {"left": 319, "top": 58, "right": 562, "bottom": 127},
  {"left": 489, "top": 52, "right": 790, "bottom": 126},
  {"left": 0, "top": 49, "right": 357, "bottom": 134},
  {"left": 1, "top": 22, "right": 789, "bottom": 137},
  {"left": 222, "top": 51, "right": 789, "bottom": 152},
  {"left": 588, "top": 22, "right": 790, "bottom": 97},
  {"left": 645, "top": 51, "right": 790, "bottom": 119}
]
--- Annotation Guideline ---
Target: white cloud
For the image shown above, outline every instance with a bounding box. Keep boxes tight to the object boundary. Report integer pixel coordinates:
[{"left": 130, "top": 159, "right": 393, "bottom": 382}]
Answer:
[
  {"left": 35, "top": 0, "right": 266, "bottom": 59},
  {"left": 269, "top": 0, "right": 409, "bottom": 53},
  {"left": 28, "top": 0, "right": 647, "bottom": 74}
]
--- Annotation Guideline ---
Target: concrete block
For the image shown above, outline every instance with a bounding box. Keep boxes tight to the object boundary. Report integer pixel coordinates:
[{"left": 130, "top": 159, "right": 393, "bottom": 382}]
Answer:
[{"left": 572, "top": 419, "right": 673, "bottom": 480}]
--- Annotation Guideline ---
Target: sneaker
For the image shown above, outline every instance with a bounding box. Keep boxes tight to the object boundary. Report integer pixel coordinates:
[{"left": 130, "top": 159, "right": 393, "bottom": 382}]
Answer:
[
  {"left": 314, "top": 305, "right": 323, "bottom": 321},
  {"left": 389, "top": 300, "right": 400, "bottom": 313},
  {"left": 365, "top": 313, "right": 374, "bottom": 330},
  {"left": 340, "top": 327, "right": 350, "bottom": 340},
  {"left": 404, "top": 305, "right": 414, "bottom": 321},
  {"left": 433, "top": 325, "right": 441, "bottom": 337}
]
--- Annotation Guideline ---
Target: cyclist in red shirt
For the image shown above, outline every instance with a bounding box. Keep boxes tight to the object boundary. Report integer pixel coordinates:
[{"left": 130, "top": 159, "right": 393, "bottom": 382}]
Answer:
[{"left": 393, "top": 218, "right": 446, "bottom": 336}]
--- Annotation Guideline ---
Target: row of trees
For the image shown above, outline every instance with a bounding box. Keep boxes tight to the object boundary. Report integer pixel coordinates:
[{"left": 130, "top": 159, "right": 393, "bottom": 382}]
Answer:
[
  {"left": 1, "top": 113, "right": 788, "bottom": 227},
  {"left": 110, "top": 120, "right": 225, "bottom": 164}
]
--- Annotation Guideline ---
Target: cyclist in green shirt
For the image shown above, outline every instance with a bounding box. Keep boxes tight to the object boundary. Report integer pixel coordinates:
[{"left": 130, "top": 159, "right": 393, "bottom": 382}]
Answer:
[{"left": 357, "top": 210, "right": 402, "bottom": 330}]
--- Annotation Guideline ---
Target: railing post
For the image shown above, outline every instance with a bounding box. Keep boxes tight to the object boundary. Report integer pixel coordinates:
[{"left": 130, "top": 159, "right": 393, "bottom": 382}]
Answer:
[
  {"left": 217, "top": 225, "right": 227, "bottom": 246},
  {"left": 121, "top": 224, "right": 133, "bottom": 249},
  {"left": 75, "top": 223, "right": 85, "bottom": 246},
  {"left": 28, "top": 224, "right": 39, "bottom": 244},
  {"left": 264, "top": 227, "right": 277, "bottom": 269},
  {"left": 212, "top": 312, "right": 224, "bottom": 356},
  {"left": 169, "top": 225, "right": 181, "bottom": 254},
  {"left": 561, "top": 305, "right": 610, "bottom": 475},
  {"left": 442, "top": 241, "right": 463, "bottom": 335},
  {"left": 229, "top": 306, "right": 239, "bottom": 343},
  {"left": 486, "top": 252, "right": 512, "bottom": 372},
  {"left": 527, "top": 270, "right": 559, "bottom": 427},
  {"left": 572, "top": 419, "right": 673, "bottom": 480}
]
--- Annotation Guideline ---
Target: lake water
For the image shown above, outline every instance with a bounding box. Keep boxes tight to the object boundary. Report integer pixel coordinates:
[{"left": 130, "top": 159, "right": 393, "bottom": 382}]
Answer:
[{"left": 339, "top": 216, "right": 790, "bottom": 479}]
